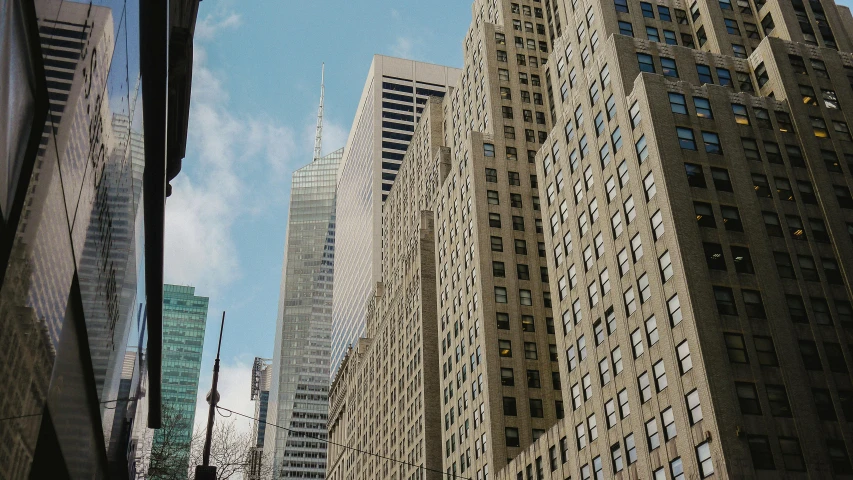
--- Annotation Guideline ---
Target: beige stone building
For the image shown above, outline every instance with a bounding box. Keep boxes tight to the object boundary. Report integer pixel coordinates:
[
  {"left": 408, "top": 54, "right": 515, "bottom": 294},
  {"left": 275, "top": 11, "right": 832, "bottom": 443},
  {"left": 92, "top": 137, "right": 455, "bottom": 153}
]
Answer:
[{"left": 329, "top": 0, "right": 853, "bottom": 478}]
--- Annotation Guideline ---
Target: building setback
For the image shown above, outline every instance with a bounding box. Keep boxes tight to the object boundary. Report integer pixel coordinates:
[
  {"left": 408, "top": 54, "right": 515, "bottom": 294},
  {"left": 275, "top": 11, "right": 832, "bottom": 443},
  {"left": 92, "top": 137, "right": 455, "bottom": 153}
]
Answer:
[
  {"left": 329, "top": 0, "right": 853, "bottom": 478},
  {"left": 331, "top": 56, "right": 461, "bottom": 378},
  {"left": 266, "top": 147, "right": 342, "bottom": 479}
]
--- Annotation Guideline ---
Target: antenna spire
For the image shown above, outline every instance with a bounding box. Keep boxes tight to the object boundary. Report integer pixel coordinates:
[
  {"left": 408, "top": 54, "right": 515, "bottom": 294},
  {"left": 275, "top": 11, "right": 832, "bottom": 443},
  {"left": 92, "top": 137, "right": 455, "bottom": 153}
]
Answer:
[{"left": 313, "top": 63, "right": 325, "bottom": 160}]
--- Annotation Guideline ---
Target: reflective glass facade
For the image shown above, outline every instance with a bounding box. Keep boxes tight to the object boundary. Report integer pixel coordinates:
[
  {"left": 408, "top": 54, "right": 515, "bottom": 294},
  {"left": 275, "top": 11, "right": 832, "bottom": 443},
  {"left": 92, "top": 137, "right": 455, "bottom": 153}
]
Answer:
[
  {"left": 157, "top": 284, "right": 208, "bottom": 455},
  {"left": 0, "top": 0, "right": 154, "bottom": 477},
  {"left": 267, "top": 148, "right": 342, "bottom": 479},
  {"left": 331, "top": 56, "right": 460, "bottom": 378}
]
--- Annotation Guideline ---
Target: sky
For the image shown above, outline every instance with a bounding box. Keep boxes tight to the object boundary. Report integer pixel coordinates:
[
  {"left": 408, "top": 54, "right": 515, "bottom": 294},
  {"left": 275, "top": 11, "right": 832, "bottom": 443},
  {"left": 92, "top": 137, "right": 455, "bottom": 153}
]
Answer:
[{"left": 161, "top": 0, "right": 472, "bottom": 432}]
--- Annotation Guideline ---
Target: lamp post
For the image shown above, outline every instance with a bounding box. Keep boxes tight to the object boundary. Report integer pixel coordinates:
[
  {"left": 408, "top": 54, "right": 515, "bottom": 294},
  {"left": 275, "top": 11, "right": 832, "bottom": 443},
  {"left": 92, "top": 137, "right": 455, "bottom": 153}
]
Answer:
[{"left": 195, "top": 311, "right": 225, "bottom": 480}]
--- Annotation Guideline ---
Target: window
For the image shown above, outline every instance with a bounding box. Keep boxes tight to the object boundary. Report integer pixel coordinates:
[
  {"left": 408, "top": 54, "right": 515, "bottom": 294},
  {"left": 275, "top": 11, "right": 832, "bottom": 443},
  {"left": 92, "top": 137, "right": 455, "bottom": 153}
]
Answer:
[
  {"left": 524, "top": 342, "right": 538, "bottom": 360},
  {"left": 506, "top": 427, "right": 520, "bottom": 447},
  {"left": 660, "top": 251, "right": 673, "bottom": 282},
  {"left": 824, "top": 89, "right": 840, "bottom": 109},
  {"left": 651, "top": 210, "right": 664, "bottom": 240},
  {"left": 501, "top": 368, "right": 515, "bottom": 386},
  {"left": 618, "top": 20, "right": 634, "bottom": 36},
  {"left": 694, "top": 97, "right": 712, "bottom": 118},
  {"left": 800, "top": 340, "right": 822, "bottom": 370},
  {"left": 713, "top": 286, "right": 737, "bottom": 316},
  {"left": 703, "top": 131, "right": 722, "bottom": 154},
  {"left": 519, "top": 289, "right": 532, "bottom": 306},
  {"left": 528, "top": 370, "right": 541, "bottom": 388},
  {"left": 611, "top": 443, "right": 623, "bottom": 472},
  {"left": 731, "top": 246, "right": 753, "bottom": 274},
  {"left": 670, "top": 93, "right": 687, "bottom": 114},
  {"left": 736, "top": 382, "right": 761, "bottom": 415},
  {"left": 748, "top": 435, "right": 775, "bottom": 470},
  {"left": 661, "top": 57, "right": 678, "bottom": 77},
  {"left": 763, "top": 211, "right": 782, "bottom": 236},
  {"left": 766, "top": 384, "right": 792, "bottom": 418},
  {"left": 515, "top": 239, "right": 527, "bottom": 255},
  {"left": 653, "top": 360, "right": 667, "bottom": 391},
  {"left": 835, "top": 121, "right": 852, "bottom": 141},
  {"left": 813, "top": 116, "right": 829, "bottom": 138},
  {"left": 503, "top": 396, "right": 517, "bottom": 416},
  {"left": 668, "top": 295, "right": 683, "bottom": 326},
  {"left": 676, "top": 341, "right": 692, "bottom": 374},
  {"left": 638, "top": 54, "right": 655, "bottom": 73},
  {"left": 630, "top": 102, "right": 641, "bottom": 128},
  {"left": 829, "top": 440, "right": 853, "bottom": 474},
  {"left": 487, "top": 190, "right": 500, "bottom": 205},
  {"left": 638, "top": 372, "right": 651, "bottom": 403},
  {"left": 677, "top": 127, "right": 697, "bottom": 150},
  {"left": 662, "top": 407, "right": 676, "bottom": 440},
  {"left": 641, "top": 1, "right": 655, "bottom": 17},
  {"left": 697, "top": 64, "right": 713, "bottom": 84},
  {"left": 646, "top": 418, "right": 660, "bottom": 450},
  {"left": 711, "top": 167, "right": 732, "bottom": 191},
  {"left": 491, "top": 236, "right": 503, "bottom": 252},
  {"left": 779, "top": 437, "right": 806, "bottom": 472},
  {"left": 704, "top": 242, "right": 726, "bottom": 271},
  {"left": 694, "top": 202, "right": 715, "bottom": 228},
  {"left": 686, "top": 163, "right": 706, "bottom": 188},
  {"left": 742, "top": 289, "right": 766, "bottom": 318},
  {"left": 529, "top": 398, "right": 544, "bottom": 418},
  {"left": 499, "top": 340, "right": 512, "bottom": 357},
  {"left": 732, "top": 104, "right": 750, "bottom": 124},
  {"left": 486, "top": 168, "right": 498, "bottom": 182},
  {"left": 687, "top": 389, "right": 703, "bottom": 424},
  {"left": 696, "top": 442, "right": 714, "bottom": 477},
  {"left": 646, "top": 315, "right": 659, "bottom": 346}
]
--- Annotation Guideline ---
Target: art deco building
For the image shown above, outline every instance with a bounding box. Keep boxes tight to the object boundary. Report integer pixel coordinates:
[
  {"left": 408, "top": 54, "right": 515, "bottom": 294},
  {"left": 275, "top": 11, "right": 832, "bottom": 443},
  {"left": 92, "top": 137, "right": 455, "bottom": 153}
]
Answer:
[
  {"left": 331, "top": 56, "right": 460, "bottom": 377},
  {"left": 329, "top": 0, "right": 853, "bottom": 478},
  {"left": 266, "top": 144, "right": 343, "bottom": 479}
]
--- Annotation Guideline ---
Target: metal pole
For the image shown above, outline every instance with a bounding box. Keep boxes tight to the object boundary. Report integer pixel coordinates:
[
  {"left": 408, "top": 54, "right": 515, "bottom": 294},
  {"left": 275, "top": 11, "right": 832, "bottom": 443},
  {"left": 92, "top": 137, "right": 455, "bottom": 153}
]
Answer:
[{"left": 195, "top": 311, "right": 225, "bottom": 479}]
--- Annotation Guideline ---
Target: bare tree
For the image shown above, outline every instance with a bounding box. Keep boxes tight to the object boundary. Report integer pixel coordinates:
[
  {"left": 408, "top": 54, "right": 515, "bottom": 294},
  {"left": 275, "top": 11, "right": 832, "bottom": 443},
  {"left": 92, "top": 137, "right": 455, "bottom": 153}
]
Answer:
[
  {"left": 187, "top": 418, "right": 275, "bottom": 480},
  {"left": 139, "top": 406, "right": 194, "bottom": 480}
]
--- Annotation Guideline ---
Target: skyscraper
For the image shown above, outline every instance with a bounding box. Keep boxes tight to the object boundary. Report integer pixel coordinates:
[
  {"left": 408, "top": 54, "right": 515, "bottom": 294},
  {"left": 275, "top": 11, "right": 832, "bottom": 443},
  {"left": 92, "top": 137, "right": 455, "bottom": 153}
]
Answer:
[
  {"left": 266, "top": 71, "right": 343, "bottom": 477},
  {"left": 332, "top": 0, "right": 853, "bottom": 478},
  {"left": 154, "top": 284, "right": 209, "bottom": 468},
  {"left": 499, "top": 0, "right": 853, "bottom": 477},
  {"left": 331, "top": 56, "right": 461, "bottom": 377}
]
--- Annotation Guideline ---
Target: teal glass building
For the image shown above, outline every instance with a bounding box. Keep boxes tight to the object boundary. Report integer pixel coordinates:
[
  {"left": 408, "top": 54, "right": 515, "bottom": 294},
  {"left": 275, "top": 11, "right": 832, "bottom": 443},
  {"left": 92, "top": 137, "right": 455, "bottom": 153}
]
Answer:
[{"left": 155, "top": 285, "right": 209, "bottom": 462}]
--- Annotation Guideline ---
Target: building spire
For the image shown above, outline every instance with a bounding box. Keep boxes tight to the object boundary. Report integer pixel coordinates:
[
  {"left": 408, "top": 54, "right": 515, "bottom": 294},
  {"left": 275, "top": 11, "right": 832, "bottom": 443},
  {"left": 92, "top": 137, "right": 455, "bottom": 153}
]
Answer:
[{"left": 313, "top": 63, "right": 325, "bottom": 160}]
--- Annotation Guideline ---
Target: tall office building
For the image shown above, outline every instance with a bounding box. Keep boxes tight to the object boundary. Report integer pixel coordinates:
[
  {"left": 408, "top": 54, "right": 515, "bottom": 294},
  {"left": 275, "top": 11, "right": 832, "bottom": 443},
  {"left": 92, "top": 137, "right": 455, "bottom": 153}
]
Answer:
[
  {"left": 153, "top": 284, "right": 209, "bottom": 468},
  {"left": 330, "top": 0, "right": 853, "bottom": 479},
  {"left": 331, "top": 56, "right": 461, "bottom": 377},
  {"left": 266, "top": 110, "right": 343, "bottom": 480}
]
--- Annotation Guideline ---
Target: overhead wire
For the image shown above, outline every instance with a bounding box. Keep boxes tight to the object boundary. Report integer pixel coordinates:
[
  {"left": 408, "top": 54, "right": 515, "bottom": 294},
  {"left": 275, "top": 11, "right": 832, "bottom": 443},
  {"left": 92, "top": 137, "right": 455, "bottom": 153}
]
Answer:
[
  {"left": 0, "top": 397, "right": 138, "bottom": 421},
  {"left": 215, "top": 405, "right": 473, "bottom": 480}
]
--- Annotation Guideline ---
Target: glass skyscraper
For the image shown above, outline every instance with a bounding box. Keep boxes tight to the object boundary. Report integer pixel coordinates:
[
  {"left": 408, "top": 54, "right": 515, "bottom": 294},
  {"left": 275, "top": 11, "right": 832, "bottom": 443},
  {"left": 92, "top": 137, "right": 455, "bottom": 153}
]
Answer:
[
  {"left": 266, "top": 147, "right": 342, "bottom": 479},
  {"left": 154, "top": 284, "right": 209, "bottom": 469}
]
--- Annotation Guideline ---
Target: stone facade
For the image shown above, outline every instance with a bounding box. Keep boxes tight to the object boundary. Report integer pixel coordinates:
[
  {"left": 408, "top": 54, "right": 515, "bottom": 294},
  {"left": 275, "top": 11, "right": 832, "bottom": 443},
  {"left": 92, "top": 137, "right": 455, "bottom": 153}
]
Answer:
[{"left": 329, "top": 0, "right": 853, "bottom": 479}]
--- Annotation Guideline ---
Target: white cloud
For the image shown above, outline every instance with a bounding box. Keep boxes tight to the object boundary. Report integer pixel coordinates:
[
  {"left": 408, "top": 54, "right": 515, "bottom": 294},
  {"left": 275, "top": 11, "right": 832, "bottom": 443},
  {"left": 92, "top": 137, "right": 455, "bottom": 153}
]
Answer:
[
  {"left": 195, "top": 11, "right": 242, "bottom": 41},
  {"left": 193, "top": 357, "right": 256, "bottom": 436},
  {"left": 164, "top": 34, "right": 299, "bottom": 294},
  {"left": 322, "top": 119, "right": 349, "bottom": 155},
  {"left": 390, "top": 36, "right": 415, "bottom": 59}
]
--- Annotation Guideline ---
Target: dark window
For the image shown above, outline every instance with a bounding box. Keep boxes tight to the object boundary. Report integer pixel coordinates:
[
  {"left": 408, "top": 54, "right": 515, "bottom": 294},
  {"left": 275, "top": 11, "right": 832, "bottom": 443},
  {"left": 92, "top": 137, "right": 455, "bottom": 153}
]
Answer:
[
  {"left": 800, "top": 341, "right": 823, "bottom": 370},
  {"left": 736, "top": 382, "right": 762, "bottom": 415},
  {"left": 504, "top": 396, "right": 518, "bottom": 415},
  {"left": 748, "top": 435, "right": 775, "bottom": 470}
]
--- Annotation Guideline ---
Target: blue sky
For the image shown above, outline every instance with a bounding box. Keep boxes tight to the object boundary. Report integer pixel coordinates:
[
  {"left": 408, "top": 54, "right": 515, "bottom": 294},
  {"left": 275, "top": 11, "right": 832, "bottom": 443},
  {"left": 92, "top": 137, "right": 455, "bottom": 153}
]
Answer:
[{"left": 162, "top": 0, "right": 472, "bottom": 430}]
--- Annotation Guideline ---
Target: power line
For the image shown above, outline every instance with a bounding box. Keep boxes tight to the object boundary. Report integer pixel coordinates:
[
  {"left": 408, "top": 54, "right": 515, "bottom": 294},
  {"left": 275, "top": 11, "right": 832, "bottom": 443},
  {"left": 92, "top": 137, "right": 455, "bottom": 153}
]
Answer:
[
  {"left": 0, "top": 412, "right": 43, "bottom": 422},
  {"left": 215, "top": 405, "right": 472, "bottom": 480},
  {"left": 1, "top": 397, "right": 137, "bottom": 421}
]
